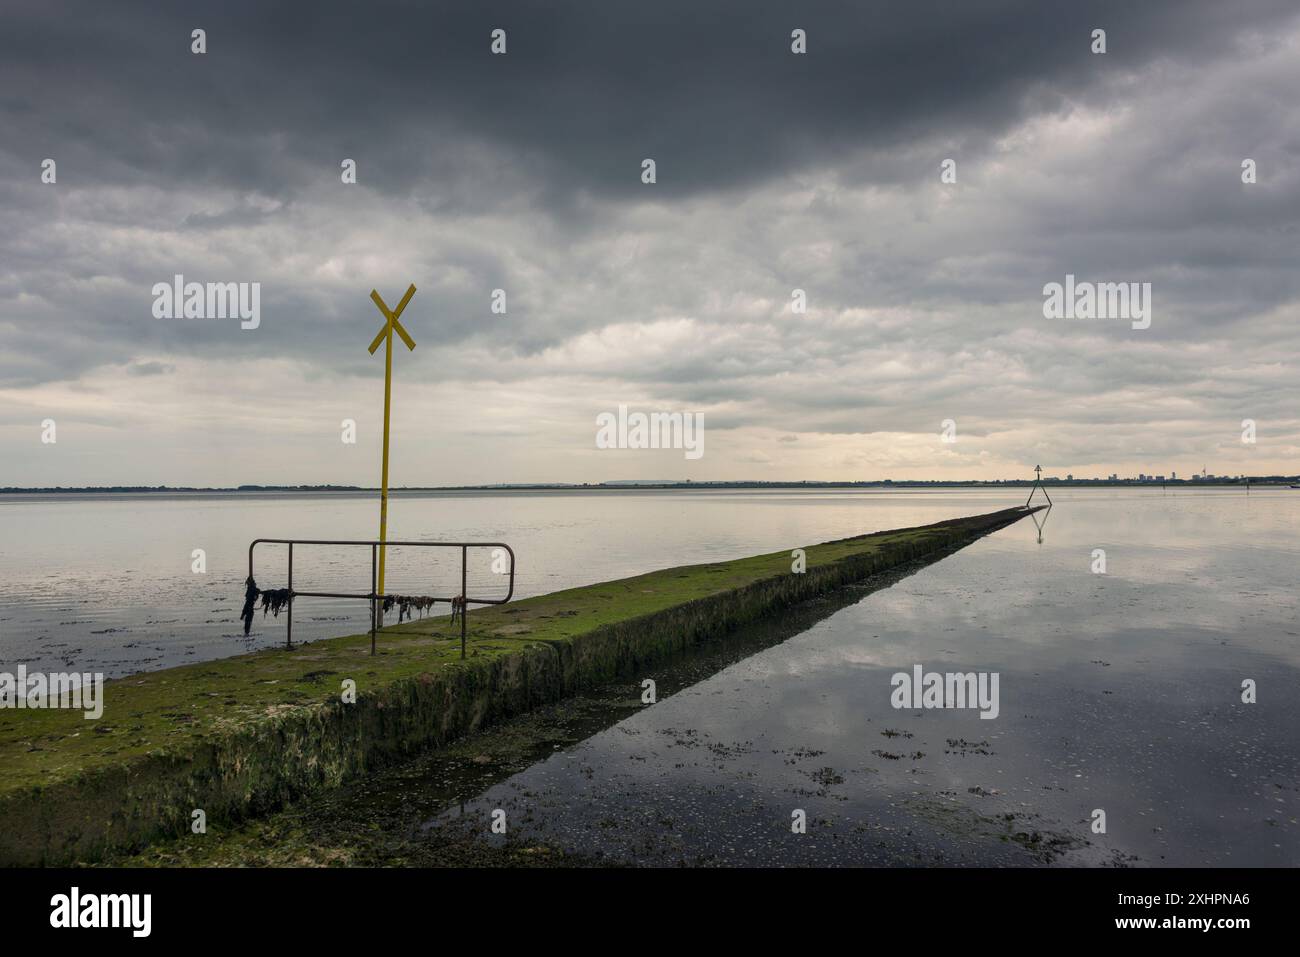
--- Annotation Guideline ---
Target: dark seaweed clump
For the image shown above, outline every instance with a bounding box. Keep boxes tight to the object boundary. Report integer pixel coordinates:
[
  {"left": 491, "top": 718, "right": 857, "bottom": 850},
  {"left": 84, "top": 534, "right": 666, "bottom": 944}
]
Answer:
[
  {"left": 380, "top": 595, "right": 444, "bottom": 623},
  {"left": 240, "top": 576, "right": 291, "bottom": 635}
]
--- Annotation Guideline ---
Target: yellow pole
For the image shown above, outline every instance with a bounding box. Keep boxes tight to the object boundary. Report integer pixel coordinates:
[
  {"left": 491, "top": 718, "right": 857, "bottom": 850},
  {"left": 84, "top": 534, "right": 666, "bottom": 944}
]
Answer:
[
  {"left": 378, "top": 316, "right": 394, "bottom": 597},
  {"left": 366, "top": 283, "right": 416, "bottom": 605}
]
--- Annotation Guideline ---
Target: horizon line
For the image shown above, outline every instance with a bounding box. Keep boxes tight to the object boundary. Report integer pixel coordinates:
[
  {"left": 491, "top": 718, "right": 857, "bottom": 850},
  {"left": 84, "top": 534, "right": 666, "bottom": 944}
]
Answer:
[{"left": 3, "top": 476, "right": 1297, "bottom": 494}]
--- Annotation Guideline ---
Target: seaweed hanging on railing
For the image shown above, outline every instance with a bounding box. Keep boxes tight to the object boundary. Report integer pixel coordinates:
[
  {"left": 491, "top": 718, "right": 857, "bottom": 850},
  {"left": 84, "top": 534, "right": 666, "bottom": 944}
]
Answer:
[
  {"left": 260, "top": 588, "right": 291, "bottom": 620},
  {"left": 379, "top": 594, "right": 440, "bottom": 623},
  {"left": 240, "top": 577, "right": 291, "bottom": 635},
  {"left": 241, "top": 577, "right": 260, "bottom": 635}
]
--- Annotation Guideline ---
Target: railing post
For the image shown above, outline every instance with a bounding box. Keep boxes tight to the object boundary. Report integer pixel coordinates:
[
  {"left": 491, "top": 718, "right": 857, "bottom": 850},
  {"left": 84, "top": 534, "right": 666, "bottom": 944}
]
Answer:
[
  {"left": 287, "top": 542, "right": 294, "bottom": 649},
  {"left": 370, "top": 543, "right": 378, "bottom": 656},
  {"left": 460, "top": 544, "right": 468, "bottom": 659}
]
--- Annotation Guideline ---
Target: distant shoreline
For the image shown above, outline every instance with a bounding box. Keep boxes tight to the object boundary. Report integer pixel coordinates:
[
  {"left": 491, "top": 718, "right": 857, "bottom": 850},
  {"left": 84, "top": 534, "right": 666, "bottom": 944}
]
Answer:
[{"left": 2, "top": 479, "right": 1295, "bottom": 495}]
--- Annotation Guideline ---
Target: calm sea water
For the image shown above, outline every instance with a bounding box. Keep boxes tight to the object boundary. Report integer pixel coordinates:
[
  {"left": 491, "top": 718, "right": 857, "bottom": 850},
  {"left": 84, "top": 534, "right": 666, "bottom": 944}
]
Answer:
[{"left": 1, "top": 486, "right": 1040, "bottom": 677}]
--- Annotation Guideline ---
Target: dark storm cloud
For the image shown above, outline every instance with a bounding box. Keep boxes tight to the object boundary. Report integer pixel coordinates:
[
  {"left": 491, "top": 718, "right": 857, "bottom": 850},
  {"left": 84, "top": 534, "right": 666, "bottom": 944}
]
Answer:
[{"left": 3, "top": 0, "right": 1297, "bottom": 201}]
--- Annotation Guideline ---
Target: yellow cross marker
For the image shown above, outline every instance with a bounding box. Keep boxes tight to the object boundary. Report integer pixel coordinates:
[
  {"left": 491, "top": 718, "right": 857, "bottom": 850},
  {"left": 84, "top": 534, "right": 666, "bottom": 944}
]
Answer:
[{"left": 368, "top": 284, "right": 417, "bottom": 600}]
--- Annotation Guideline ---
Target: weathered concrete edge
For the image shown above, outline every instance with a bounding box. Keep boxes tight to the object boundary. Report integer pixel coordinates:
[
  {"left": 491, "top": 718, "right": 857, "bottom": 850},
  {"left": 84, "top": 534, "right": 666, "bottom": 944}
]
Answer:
[{"left": 0, "top": 506, "right": 1035, "bottom": 865}]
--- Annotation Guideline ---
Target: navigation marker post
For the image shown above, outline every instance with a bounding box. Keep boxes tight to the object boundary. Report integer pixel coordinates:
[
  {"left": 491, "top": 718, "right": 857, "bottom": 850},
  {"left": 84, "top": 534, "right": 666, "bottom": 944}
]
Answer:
[
  {"left": 367, "top": 284, "right": 417, "bottom": 636},
  {"left": 1024, "top": 465, "right": 1053, "bottom": 544},
  {"left": 1025, "top": 464, "right": 1052, "bottom": 507}
]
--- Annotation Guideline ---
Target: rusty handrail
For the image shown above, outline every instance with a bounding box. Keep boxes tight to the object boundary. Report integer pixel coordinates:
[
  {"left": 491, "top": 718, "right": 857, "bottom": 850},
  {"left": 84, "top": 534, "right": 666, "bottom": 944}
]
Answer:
[{"left": 246, "top": 538, "right": 516, "bottom": 658}]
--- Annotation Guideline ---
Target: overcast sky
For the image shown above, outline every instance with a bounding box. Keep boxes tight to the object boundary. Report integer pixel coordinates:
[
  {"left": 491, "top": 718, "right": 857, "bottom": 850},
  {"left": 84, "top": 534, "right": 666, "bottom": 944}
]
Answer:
[{"left": 2, "top": 0, "right": 1297, "bottom": 486}]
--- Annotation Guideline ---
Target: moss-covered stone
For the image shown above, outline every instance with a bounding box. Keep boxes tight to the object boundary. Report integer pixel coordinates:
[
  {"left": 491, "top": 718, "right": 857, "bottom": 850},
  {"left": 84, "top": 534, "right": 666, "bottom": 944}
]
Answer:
[{"left": 0, "top": 506, "right": 1036, "bottom": 865}]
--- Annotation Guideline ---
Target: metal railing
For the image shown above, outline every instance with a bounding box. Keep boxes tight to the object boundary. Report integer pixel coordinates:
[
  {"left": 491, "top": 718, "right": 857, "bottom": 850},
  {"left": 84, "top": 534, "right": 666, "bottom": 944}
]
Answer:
[{"left": 247, "top": 538, "right": 516, "bottom": 658}]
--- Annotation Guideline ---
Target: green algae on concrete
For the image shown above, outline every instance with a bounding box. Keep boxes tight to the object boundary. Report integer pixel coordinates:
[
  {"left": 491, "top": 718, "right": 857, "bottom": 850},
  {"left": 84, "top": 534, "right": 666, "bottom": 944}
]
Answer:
[{"left": 0, "top": 505, "right": 1037, "bottom": 865}]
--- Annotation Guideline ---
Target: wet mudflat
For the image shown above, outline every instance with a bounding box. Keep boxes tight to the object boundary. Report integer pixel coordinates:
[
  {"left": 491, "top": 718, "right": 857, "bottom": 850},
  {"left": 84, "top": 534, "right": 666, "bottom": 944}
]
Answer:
[
  {"left": 115, "top": 491, "right": 1298, "bottom": 867},
  {"left": 435, "top": 495, "right": 1296, "bottom": 867}
]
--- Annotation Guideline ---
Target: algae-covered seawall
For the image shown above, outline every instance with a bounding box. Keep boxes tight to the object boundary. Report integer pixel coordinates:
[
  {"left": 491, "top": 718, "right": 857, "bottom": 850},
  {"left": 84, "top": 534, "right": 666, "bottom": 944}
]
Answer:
[{"left": 0, "top": 506, "right": 1036, "bottom": 865}]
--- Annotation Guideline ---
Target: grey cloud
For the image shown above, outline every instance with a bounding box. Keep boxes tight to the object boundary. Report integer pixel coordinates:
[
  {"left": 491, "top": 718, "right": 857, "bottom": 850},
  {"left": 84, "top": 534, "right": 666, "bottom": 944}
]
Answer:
[
  {"left": 1, "top": 1, "right": 1298, "bottom": 483},
  {"left": 126, "top": 360, "right": 174, "bottom": 376}
]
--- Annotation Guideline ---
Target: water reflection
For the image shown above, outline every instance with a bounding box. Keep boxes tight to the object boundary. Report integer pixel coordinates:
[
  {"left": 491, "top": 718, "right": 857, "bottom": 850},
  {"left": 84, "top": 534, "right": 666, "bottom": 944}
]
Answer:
[
  {"left": 421, "top": 492, "right": 1299, "bottom": 866},
  {"left": 1030, "top": 504, "right": 1051, "bottom": 544}
]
